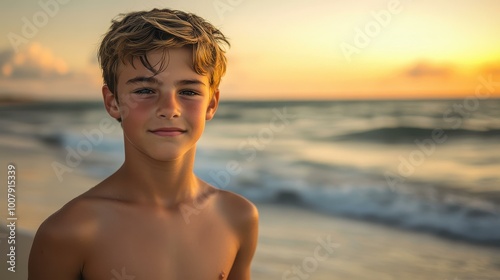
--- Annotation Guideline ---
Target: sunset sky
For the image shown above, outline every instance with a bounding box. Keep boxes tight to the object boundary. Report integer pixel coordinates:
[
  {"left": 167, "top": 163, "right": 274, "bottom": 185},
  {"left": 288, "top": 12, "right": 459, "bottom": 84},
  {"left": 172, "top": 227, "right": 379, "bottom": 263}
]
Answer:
[{"left": 0, "top": 0, "right": 499, "bottom": 100}]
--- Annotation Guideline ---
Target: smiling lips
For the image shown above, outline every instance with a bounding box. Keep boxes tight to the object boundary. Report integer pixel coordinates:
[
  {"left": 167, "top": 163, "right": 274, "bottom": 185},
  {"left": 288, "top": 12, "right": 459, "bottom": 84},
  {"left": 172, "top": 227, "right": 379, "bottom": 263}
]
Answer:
[{"left": 149, "top": 127, "right": 187, "bottom": 137}]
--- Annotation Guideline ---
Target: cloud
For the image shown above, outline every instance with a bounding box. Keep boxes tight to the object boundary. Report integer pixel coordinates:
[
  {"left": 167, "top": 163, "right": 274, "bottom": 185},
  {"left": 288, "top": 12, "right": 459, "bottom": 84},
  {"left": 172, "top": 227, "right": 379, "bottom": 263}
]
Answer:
[
  {"left": 0, "top": 43, "right": 69, "bottom": 79},
  {"left": 0, "top": 42, "right": 102, "bottom": 100},
  {"left": 402, "top": 61, "right": 454, "bottom": 79}
]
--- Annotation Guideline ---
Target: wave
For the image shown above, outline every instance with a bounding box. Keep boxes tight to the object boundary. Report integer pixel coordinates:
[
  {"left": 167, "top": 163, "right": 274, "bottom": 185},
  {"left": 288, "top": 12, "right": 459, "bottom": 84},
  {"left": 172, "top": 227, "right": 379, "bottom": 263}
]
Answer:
[
  {"left": 12, "top": 101, "right": 499, "bottom": 247},
  {"left": 333, "top": 126, "right": 500, "bottom": 143},
  {"left": 225, "top": 181, "right": 500, "bottom": 247}
]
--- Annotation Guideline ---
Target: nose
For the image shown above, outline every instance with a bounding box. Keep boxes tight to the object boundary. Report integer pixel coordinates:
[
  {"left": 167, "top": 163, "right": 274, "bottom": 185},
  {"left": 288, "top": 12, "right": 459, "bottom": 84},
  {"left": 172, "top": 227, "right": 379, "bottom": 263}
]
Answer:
[{"left": 156, "top": 92, "right": 180, "bottom": 119}]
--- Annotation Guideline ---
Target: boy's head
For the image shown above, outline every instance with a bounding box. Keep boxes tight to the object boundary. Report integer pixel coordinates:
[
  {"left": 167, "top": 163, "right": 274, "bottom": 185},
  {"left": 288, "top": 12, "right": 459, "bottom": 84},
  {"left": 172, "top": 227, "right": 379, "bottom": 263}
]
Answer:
[{"left": 98, "top": 8, "right": 229, "bottom": 99}]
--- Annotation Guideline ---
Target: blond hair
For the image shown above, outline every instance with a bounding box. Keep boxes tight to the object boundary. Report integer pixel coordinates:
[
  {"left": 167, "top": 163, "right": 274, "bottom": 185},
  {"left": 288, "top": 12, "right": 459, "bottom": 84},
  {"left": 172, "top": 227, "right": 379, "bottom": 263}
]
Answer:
[{"left": 98, "top": 8, "right": 229, "bottom": 97}]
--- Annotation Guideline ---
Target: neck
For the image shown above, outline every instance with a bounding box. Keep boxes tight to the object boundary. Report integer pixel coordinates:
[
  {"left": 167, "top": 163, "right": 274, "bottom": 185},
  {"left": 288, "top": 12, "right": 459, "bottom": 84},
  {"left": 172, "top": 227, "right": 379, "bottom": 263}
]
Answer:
[{"left": 116, "top": 146, "right": 202, "bottom": 208}]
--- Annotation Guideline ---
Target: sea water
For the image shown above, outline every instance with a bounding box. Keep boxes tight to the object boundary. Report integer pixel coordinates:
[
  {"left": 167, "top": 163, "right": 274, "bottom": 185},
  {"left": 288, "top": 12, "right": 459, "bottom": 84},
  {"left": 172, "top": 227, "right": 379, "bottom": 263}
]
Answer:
[{"left": 1, "top": 99, "right": 499, "bottom": 246}]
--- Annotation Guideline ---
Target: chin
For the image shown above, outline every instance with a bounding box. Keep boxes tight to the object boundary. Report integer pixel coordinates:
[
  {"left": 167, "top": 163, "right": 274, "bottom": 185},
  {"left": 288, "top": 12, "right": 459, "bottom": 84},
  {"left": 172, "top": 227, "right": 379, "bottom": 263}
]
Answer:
[
  {"left": 147, "top": 153, "right": 181, "bottom": 162},
  {"left": 146, "top": 149, "right": 190, "bottom": 162}
]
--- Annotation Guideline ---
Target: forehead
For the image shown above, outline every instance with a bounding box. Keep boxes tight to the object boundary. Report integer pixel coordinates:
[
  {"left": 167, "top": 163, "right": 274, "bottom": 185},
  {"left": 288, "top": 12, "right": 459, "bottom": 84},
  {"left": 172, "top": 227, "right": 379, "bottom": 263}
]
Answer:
[{"left": 117, "top": 47, "right": 209, "bottom": 85}]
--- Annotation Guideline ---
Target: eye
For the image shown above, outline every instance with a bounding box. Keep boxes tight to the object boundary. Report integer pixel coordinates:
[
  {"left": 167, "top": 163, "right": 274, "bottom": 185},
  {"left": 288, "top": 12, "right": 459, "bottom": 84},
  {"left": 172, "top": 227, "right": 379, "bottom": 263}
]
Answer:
[
  {"left": 179, "top": 90, "right": 199, "bottom": 96},
  {"left": 133, "top": 88, "right": 155, "bottom": 95}
]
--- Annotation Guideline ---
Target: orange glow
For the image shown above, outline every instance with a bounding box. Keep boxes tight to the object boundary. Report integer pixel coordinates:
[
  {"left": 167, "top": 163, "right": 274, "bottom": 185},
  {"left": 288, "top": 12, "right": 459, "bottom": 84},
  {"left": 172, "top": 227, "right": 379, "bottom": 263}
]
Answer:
[{"left": 0, "top": 0, "right": 499, "bottom": 100}]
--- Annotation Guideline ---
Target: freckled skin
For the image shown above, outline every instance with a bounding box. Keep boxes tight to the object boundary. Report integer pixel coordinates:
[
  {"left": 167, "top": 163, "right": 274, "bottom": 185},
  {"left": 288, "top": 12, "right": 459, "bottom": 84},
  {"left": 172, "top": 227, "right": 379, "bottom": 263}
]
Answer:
[{"left": 28, "top": 48, "right": 259, "bottom": 280}]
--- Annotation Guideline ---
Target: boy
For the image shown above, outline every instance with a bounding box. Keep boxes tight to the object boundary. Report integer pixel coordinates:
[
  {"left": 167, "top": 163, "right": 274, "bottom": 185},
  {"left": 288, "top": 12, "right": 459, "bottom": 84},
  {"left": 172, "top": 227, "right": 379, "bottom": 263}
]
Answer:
[{"left": 28, "top": 8, "right": 259, "bottom": 280}]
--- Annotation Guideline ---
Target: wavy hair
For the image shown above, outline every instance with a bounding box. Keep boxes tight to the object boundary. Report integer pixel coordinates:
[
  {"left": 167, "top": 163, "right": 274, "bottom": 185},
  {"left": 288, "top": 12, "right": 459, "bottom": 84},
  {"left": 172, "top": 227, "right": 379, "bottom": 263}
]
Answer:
[{"left": 98, "top": 8, "right": 229, "bottom": 97}]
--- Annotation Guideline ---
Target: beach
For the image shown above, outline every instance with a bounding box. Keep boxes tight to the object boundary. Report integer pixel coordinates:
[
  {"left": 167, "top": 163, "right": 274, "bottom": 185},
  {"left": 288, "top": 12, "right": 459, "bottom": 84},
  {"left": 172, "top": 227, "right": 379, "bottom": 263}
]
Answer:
[
  {"left": 254, "top": 203, "right": 500, "bottom": 280},
  {"left": 3, "top": 203, "right": 500, "bottom": 280},
  {"left": 1, "top": 149, "right": 500, "bottom": 280},
  {"left": 1, "top": 100, "right": 500, "bottom": 279}
]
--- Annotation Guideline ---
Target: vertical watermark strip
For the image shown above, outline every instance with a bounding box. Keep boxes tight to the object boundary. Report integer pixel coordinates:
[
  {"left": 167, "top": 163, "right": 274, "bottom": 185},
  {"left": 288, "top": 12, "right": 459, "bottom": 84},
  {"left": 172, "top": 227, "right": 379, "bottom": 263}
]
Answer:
[{"left": 6, "top": 163, "right": 17, "bottom": 272}]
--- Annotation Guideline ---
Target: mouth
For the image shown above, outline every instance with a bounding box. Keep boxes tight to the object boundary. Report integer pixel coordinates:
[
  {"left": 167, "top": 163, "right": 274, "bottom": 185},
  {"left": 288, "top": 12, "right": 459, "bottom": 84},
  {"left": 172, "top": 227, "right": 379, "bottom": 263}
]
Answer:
[{"left": 149, "top": 127, "right": 187, "bottom": 137}]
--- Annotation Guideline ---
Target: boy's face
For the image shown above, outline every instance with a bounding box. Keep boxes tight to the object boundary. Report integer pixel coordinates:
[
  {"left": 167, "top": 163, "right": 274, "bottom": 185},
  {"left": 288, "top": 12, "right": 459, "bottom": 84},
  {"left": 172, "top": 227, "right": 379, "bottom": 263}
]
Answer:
[{"left": 103, "top": 47, "right": 219, "bottom": 161}]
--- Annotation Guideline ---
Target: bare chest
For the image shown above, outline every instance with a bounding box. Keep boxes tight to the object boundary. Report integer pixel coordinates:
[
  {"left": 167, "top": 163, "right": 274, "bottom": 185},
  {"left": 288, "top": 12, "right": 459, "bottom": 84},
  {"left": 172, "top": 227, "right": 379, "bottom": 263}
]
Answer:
[{"left": 82, "top": 208, "right": 238, "bottom": 280}]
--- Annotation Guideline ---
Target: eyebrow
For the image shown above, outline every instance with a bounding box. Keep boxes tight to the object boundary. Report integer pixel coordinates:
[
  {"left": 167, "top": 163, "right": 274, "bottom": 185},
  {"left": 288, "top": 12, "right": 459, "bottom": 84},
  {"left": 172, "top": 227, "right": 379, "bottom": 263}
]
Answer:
[
  {"left": 125, "top": 76, "right": 206, "bottom": 87},
  {"left": 175, "top": 79, "right": 206, "bottom": 87},
  {"left": 126, "top": 76, "right": 161, "bottom": 85}
]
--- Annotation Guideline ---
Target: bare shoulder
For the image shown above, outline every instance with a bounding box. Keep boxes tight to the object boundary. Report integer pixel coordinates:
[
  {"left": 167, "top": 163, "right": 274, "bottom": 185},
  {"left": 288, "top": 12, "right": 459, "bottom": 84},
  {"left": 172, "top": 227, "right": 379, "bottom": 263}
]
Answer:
[
  {"left": 28, "top": 194, "right": 100, "bottom": 279},
  {"left": 214, "top": 189, "right": 259, "bottom": 235},
  {"left": 211, "top": 189, "right": 259, "bottom": 279},
  {"left": 36, "top": 194, "right": 99, "bottom": 239},
  {"left": 32, "top": 190, "right": 105, "bottom": 252}
]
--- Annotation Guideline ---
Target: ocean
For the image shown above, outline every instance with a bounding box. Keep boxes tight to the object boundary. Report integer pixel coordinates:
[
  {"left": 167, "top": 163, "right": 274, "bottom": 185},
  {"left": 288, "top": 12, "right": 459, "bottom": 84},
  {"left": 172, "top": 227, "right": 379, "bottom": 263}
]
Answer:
[
  {"left": 2, "top": 98, "right": 500, "bottom": 279},
  {"left": 1, "top": 99, "right": 500, "bottom": 246}
]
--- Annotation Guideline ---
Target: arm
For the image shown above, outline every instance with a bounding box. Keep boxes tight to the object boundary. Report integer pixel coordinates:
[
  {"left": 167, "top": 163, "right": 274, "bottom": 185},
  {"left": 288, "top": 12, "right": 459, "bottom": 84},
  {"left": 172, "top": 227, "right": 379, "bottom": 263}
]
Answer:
[
  {"left": 28, "top": 215, "right": 85, "bottom": 280},
  {"left": 227, "top": 202, "right": 259, "bottom": 280}
]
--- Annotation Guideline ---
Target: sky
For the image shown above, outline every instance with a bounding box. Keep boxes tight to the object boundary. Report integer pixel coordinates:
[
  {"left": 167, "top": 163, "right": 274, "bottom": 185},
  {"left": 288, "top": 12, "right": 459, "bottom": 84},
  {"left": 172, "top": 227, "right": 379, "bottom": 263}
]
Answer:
[{"left": 0, "top": 0, "right": 499, "bottom": 101}]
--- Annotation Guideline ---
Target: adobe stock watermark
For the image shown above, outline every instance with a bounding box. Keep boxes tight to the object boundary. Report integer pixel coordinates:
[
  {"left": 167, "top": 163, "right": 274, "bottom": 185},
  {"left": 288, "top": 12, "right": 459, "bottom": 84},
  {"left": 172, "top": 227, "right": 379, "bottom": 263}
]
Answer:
[
  {"left": 384, "top": 74, "right": 499, "bottom": 190},
  {"left": 445, "top": 277, "right": 485, "bottom": 280},
  {"left": 180, "top": 107, "right": 296, "bottom": 224},
  {"left": 282, "top": 235, "right": 340, "bottom": 280},
  {"left": 340, "top": 0, "right": 407, "bottom": 63},
  {"left": 213, "top": 0, "right": 245, "bottom": 21},
  {"left": 51, "top": 117, "right": 119, "bottom": 182},
  {"left": 7, "top": 0, "right": 72, "bottom": 53},
  {"left": 51, "top": 93, "right": 142, "bottom": 182},
  {"left": 110, "top": 267, "right": 135, "bottom": 280}
]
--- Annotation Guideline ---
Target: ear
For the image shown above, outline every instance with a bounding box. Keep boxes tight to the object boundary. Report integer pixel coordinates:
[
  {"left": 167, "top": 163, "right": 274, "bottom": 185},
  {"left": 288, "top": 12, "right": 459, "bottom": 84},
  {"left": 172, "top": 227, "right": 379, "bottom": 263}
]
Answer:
[
  {"left": 206, "top": 89, "right": 220, "bottom": 121},
  {"left": 102, "top": 85, "right": 121, "bottom": 121}
]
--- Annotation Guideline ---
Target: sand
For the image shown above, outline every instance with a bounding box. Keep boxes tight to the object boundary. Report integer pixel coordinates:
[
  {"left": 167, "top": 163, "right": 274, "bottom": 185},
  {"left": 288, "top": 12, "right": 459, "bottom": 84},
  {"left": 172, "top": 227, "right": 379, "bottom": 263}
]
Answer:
[
  {"left": 254, "top": 203, "right": 500, "bottom": 280},
  {"left": 0, "top": 143, "right": 97, "bottom": 280},
  {"left": 2, "top": 203, "right": 500, "bottom": 280}
]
